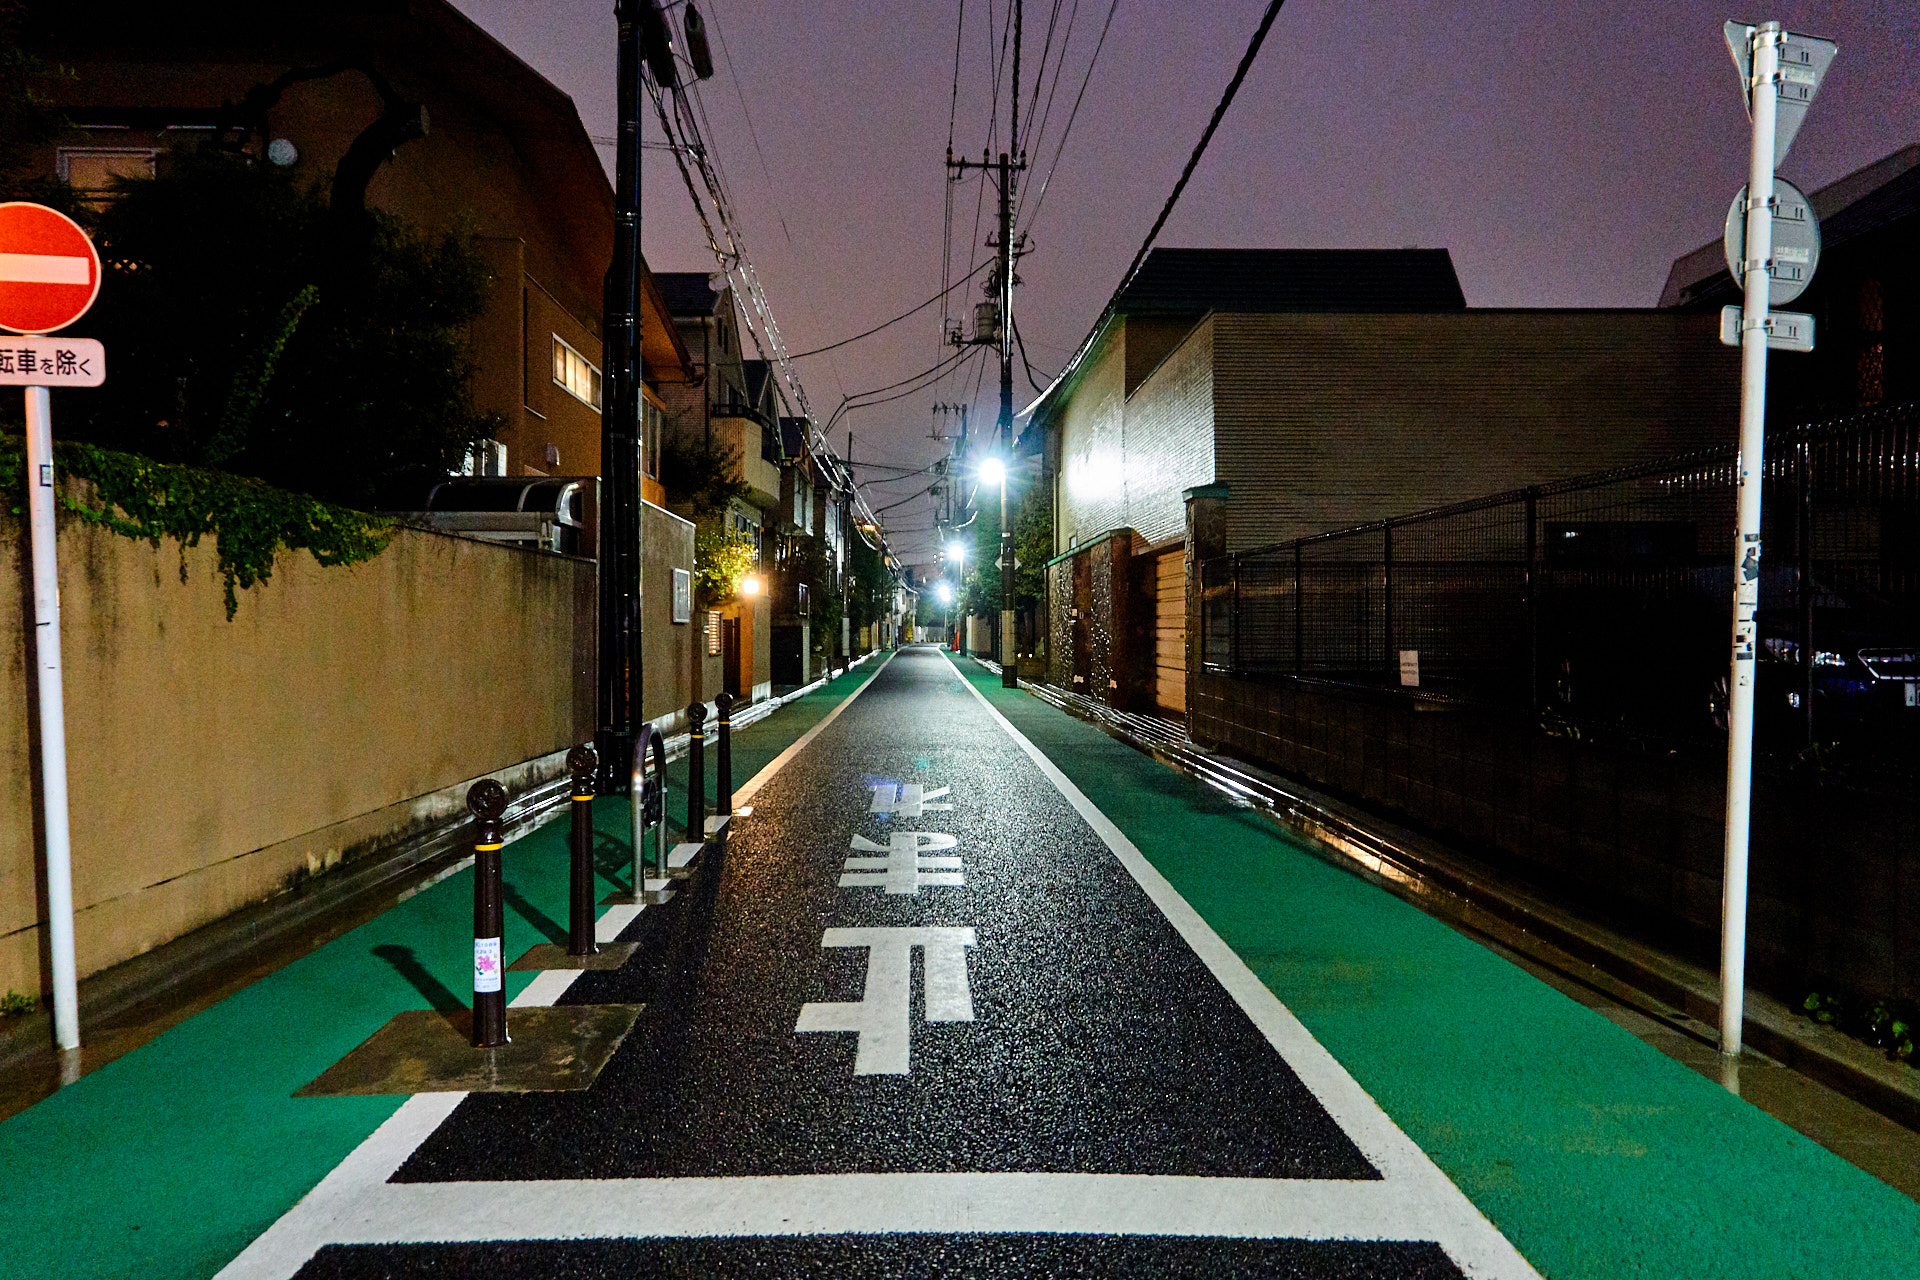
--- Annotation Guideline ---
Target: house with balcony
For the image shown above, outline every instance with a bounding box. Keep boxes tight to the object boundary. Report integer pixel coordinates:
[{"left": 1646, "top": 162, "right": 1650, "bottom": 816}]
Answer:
[{"left": 653, "top": 271, "right": 780, "bottom": 702}]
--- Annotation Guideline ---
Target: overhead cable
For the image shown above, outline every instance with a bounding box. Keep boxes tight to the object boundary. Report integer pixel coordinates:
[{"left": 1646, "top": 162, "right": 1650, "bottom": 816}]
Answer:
[{"left": 789, "top": 260, "right": 991, "bottom": 359}]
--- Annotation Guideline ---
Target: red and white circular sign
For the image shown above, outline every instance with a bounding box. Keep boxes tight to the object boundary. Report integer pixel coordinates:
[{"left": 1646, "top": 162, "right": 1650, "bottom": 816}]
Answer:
[{"left": 0, "top": 202, "right": 103, "bottom": 335}]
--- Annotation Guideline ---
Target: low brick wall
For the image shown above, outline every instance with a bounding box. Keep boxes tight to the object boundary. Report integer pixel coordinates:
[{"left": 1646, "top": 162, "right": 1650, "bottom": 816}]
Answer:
[{"left": 1191, "top": 669, "right": 1918, "bottom": 1003}]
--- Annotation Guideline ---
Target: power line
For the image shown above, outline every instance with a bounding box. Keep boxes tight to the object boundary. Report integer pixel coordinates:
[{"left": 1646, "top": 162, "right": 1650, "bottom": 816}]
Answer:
[
  {"left": 1033, "top": 0, "right": 1285, "bottom": 406},
  {"left": 1021, "top": 0, "right": 1119, "bottom": 233},
  {"left": 1013, "top": 314, "right": 1053, "bottom": 393},
  {"left": 1111, "top": 0, "right": 1286, "bottom": 304},
  {"left": 790, "top": 260, "right": 990, "bottom": 359}
]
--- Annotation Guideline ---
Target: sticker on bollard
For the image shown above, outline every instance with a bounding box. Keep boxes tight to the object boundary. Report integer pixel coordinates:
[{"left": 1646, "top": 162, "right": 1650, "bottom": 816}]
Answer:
[{"left": 474, "top": 937, "right": 503, "bottom": 992}]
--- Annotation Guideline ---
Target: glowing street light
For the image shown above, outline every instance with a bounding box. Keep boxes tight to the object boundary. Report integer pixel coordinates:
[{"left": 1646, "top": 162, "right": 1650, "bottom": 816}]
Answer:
[
  {"left": 978, "top": 455, "right": 1007, "bottom": 488},
  {"left": 740, "top": 574, "right": 762, "bottom": 597},
  {"left": 946, "top": 540, "right": 966, "bottom": 564},
  {"left": 935, "top": 581, "right": 954, "bottom": 605}
]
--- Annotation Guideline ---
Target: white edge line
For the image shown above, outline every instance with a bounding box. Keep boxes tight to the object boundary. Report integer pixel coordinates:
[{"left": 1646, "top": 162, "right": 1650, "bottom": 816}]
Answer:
[
  {"left": 214, "top": 662, "right": 893, "bottom": 1280},
  {"left": 938, "top": 651, "right": 1541, "bottom": 1280},
  {"left": 733, "top": 649, "right": 895, "bottom": 806}
]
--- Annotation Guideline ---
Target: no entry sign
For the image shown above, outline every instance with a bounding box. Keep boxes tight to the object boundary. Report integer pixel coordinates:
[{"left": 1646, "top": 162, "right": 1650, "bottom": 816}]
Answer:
[{"left": 0, "top": 202, "right": 103, "bottom": 335}]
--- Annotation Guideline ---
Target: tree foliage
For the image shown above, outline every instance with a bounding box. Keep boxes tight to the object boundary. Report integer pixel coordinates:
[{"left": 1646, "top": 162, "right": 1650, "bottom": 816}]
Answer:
[
  {"left": 660, "top": 435, "right": 751, "bottom": 518},
  {"left": 692, "top": 522, "right": 756, "bottom": 603},
  {"left": 0, "top": 431, "right": 392, "bottom": 617},
  {"left": 958, "top": 478, "right": 1050, "bottom": 617},
  {"left": 0, "top": 0, "right": 73, "bottom": 205},
  {"left": 50, "top": 146, "right": 497, "bottom": 509}
]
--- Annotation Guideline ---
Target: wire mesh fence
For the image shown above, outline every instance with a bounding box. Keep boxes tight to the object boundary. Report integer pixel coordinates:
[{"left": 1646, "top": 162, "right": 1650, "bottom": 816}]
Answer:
[{"left": 1200, "top": 403, "right": 1920, "bottom": 758}]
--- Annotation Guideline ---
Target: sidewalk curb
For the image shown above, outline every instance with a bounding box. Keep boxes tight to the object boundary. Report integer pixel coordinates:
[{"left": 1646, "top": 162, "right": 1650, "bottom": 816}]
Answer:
[
  {"left": 973, "top": 660, "right": 1920, "bottom": 1136},
  {"left": 0, "top": 651, "right": 887, "bottom": 1080}
]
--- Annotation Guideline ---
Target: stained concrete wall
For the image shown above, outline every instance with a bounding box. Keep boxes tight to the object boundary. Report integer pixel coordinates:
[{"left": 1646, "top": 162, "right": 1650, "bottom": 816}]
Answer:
[{"left": 1, "top": 489, "right": 595, "bottom": 1001}]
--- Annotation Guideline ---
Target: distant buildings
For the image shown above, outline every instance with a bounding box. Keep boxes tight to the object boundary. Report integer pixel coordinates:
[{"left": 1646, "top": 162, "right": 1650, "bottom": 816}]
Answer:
[{"left": 1022, "top": 247, "right": 1738, "bottom": 717}]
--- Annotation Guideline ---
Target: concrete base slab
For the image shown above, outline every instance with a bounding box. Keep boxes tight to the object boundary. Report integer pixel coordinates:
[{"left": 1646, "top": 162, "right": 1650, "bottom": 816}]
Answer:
[
  {"left": 294, "top": 1005, "right": 642, "bottom": 1097},
  {"left": 668, "top": 842, "right": 704, "bottom": 872},
  {"left": 507, "top": 942, "right": 640, "bottom": 973},
  {"left": 601, "top": 879, "right": 675, "bottom": 907}
]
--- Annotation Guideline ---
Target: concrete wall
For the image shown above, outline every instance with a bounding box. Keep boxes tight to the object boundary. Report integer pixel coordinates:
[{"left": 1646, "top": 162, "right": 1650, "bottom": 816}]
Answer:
[{"left": 2, "top": 493, "right": 595, "bottom": 1000}]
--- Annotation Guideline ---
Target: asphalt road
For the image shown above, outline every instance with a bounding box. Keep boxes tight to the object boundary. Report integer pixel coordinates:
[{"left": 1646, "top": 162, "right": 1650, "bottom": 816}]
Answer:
[{"left": 239, "top": 647, "right": 1529, "bottom": 1279}]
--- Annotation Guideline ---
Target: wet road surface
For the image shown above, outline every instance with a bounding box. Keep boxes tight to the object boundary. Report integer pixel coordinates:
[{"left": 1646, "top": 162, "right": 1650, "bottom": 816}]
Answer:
[{"left": 222, "top": 647, "right": 1535, "bottom": 1279}]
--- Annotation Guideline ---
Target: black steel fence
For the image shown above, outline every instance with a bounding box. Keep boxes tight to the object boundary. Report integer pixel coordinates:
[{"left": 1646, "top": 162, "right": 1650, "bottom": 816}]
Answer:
[{"left": 1200, "top": 403, "right": 1920, "bottom": 755}]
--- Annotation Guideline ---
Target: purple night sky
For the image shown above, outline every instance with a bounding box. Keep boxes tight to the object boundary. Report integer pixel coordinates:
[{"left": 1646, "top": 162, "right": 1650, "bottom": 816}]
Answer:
[{"left": 451, "top": 0, "right": 1917, "bottom": 561}]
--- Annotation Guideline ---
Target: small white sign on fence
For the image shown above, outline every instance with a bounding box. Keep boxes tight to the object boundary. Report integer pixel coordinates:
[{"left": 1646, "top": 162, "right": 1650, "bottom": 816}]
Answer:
[{"left": 1399, "top": 649, "right": 1420, "bottom": 688}]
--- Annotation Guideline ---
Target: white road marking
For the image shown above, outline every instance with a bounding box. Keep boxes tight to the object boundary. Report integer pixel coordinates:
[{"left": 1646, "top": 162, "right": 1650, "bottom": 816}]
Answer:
[
  {"left": 842, "top": 832, "right": 964, "bottom": 895},
  {"left": 216, "top": 664, "right": 897, "bottom": 1280},
  {"left": 795, "top": 927, "right": 977, "bottom": 1075},
  {"left": 263, "top": 1171, "right": 1495, "bottom": 1244},
  {"left": 0, "top": 251, "right": 91, "bottom": 284},
  {"left": 869, "top": 782, "right": 953, "bottom": 817},
  {"left": 937, "top": 650, "right": 1540, "bottom": 1280}
]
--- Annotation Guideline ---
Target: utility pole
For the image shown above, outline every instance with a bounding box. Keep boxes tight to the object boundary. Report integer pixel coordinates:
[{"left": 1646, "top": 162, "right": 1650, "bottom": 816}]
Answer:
[
  {"left": 599, "top": 0, "right": 706, "bottom": 786},
  {"left": 596, "top": 0, "right": 651, "bottom": 789},
  {"left": 945, "top": 152, "right": 1025, "bottom": 683}
]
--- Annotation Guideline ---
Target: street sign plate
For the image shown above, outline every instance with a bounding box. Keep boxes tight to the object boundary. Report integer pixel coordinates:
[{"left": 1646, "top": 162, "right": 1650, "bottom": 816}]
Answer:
[
  {"left": 1719, "top": 305, "right": 1814, "bottom": 353},
  {"left": 1724, "top": 21, "right": 1836, "bottom": 164},
  {"left": 0, "top": 202, "right": 103, "bottom": 335},
  {"left": 0, "top": 336, "right": 104, "bottom": 385},
  {"left": 1723, "top": 178, "right": 1820, "bottom": 305}
]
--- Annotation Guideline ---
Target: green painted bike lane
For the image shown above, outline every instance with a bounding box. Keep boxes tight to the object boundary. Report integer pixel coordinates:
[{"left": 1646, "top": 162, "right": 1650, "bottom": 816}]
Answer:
[
  {"left": 950, "top": 655, "right": 1920, "bottom": 1279},
  {"left": 0, "top": 658, "right": 888, "bottom": 1280}
]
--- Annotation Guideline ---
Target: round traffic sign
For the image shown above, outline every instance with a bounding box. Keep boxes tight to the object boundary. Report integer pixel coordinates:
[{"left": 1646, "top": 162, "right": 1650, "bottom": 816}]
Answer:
[
  {"left": 0, "top": 202, "right": 103, "bottom": 335},
  {"left": 1722, "top": 179, "right": 1821, "bottom": 307}
]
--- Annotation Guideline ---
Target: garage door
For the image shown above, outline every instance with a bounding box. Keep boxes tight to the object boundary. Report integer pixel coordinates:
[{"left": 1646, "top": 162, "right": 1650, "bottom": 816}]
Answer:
[{"left": 1154, "top": 547, "right": 1186, "bottom": 716}]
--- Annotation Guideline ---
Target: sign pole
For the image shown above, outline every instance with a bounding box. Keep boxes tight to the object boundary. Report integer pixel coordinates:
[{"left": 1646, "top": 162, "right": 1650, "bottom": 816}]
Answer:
[
  {"left": 24, "top": 383, "right": 79, "bottom": 1051},
  {"left": 1718, "top": 20, "right": 1782, "bottom": 1060}
]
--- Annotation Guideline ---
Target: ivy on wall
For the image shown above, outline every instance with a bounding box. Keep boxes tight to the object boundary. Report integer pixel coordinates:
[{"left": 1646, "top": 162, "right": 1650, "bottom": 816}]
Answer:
[{"left": 1, "top": 433, "right": 393, "bottom": 618}]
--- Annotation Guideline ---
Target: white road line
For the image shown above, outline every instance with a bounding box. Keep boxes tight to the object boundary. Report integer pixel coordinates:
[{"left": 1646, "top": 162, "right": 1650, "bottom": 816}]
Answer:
[
  {"left": 292, "top": 1172, "right": 1478, "bottom": 1244},
  {"left": 938, "top": 650, "right": 1540, "bottom": 1280},
  {"left": 732, "top": 651, "right": 894, "bottom": 807},
  {"left": 215, "top": 666, "right": 897, "bottom": 1280}
]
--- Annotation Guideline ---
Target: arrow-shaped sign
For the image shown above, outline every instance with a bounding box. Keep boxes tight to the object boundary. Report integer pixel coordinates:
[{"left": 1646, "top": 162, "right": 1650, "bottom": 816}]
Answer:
[{"left": 1725, "top": 20, "right": 1837, "bottom": 165}]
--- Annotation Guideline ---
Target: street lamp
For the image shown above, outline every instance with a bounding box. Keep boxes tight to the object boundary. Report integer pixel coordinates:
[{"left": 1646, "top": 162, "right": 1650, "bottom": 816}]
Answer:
[
  {"left": 740, "top": 574, "right": 762, "bottom": 597},
  {"left": 946, "top": 540, "right": 966, "bottom": 564},
  {"left": 978, "top": 455, "right": 1007, "bottom": 488}
]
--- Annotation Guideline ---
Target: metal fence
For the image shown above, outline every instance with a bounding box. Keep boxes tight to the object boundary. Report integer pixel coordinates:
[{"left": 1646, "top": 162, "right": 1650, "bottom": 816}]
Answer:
[{"left": 1200, "top": 403, "right": 1920, "bottom": 754}]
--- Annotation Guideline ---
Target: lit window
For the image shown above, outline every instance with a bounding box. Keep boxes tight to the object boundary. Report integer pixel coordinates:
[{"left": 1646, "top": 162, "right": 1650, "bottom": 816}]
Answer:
[
  {"left": 57, "top": 148, "right": 157, "bottom": 206},
  {"left": 552, "top": 336, "right": 602, "bottom": 410},
  {"left": 706, "top": 611, "right": 723, "bottom": 655}
]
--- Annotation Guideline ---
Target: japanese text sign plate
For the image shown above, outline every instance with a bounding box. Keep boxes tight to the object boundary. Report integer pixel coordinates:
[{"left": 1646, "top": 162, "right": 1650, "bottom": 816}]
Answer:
[{"left": 0, "top": 337, "right": 105, "bottom": 386}]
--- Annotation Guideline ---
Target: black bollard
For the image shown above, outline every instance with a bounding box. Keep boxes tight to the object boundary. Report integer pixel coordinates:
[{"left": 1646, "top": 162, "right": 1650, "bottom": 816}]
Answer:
[
  {"left": 715, "top": 692, "right": 734, "bottom": 818},
  {"left": 467, "top": 779, "right": 509, "bottom": 1048},
  {"left": 686, "top": 701, "right": 707, "bottom": 841},
  {"left": 566, "top": 744, "right": 599, "bottom": 957}
]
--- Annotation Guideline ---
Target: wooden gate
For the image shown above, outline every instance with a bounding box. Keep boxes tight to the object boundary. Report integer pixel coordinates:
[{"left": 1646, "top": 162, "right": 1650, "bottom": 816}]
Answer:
[{"left": 1153, "top": 546, "right": 1186, "bottom": 716}]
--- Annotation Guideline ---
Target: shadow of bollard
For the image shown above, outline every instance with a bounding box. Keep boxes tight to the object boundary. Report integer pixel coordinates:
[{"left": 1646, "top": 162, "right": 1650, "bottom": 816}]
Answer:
[
  {"left": 371, "top": 944, "right": 465, "bottom": 1014},
  {"left": 502, "top": 883, "right": 566, "bottom": 946}
]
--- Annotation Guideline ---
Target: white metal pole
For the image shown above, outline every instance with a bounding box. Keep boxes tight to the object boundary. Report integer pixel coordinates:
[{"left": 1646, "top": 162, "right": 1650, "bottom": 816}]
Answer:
[
  {"left": 1719, "top": 21, "right": 1780, "bottom": 1059},
  {"left": 25, "top": 385, "right": 80, "bottom": 1051}
]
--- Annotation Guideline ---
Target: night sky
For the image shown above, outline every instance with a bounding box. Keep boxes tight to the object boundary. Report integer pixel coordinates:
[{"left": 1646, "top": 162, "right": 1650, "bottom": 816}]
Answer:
[{"left": 450, "top": 0, "right": 1918, "bottom": 562}]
